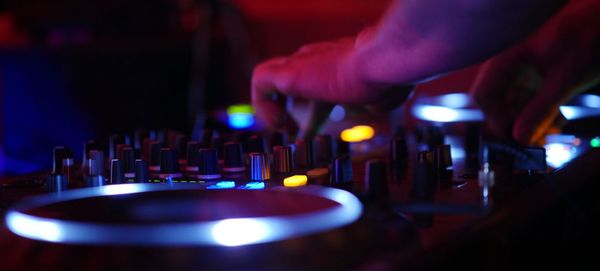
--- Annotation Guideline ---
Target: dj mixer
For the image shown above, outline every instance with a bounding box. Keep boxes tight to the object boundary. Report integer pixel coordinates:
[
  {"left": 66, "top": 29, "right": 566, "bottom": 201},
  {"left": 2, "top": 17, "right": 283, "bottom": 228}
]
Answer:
[{"left": 1, "top": 93, "right": 600, "bottom": 270}]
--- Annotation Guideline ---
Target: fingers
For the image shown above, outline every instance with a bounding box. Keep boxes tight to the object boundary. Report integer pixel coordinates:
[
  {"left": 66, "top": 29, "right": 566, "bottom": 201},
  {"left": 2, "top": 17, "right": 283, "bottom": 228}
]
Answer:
[
  {"left": 470, "top": 46, "right": 537, "bottom": 140},
  {"left": 512, "top": 53, "right": 584, "bottom": 145},
  {"left": 252, "top": 59, "right": 299, "bottom": 137},
  {"left": 298, "top": 101, "right": 334, "bottom": 140},
  {"left": 365, "top": 85, "right": 413, "bottom": 113}
]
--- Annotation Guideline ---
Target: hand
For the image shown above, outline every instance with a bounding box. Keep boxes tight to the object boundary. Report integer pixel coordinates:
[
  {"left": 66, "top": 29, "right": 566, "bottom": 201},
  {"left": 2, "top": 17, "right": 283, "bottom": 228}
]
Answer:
[
  {"left": 251, "top": 37, "right": 412, "bottom": 140},
  {"left": 471, "top": 0, "right": 600, "bottom": 145}
]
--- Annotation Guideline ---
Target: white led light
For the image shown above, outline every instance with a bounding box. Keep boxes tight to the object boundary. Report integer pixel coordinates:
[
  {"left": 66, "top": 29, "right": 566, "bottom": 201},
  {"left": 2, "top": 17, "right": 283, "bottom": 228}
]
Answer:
[
  {"left": 100, "top": 184, "right": 145, "bottom": 196},
  {"left": 438, "top": 93, "right": 471, "bottom": 108},
  {"left": 211, "top": 218, "right": 270, "bottom": 246},
  {"left": 412, "top": 105, "right": 483, "bottom": 122},
  {"left": 6, "top": 212, "right": 62, "bottom": 242},
  {"left": 545, "top": 143, "right": 575, "bottom": 168}
]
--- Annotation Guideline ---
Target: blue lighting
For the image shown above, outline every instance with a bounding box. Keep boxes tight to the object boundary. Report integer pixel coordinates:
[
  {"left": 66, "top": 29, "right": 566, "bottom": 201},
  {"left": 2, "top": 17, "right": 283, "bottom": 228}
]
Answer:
[
  {"left": 329, "top": 105, "right": 346, "bottom": 121},
  {"left": 239, "top": 182, "right": 265, "bottom": 190},
  {"left": 207, "top": 181, "right": 236, "bottom": 190},
  {"left": 438, "top": 93, "right": 471, "bottom": 108},
  {"left": 582, "top": 94, "right": 600, "bottom": 108},
  {"left": 228, "top": 113, "right": 255, "bottom": 129},
  {"left": 5, "top": 184, "right": 362, "bottom": 246},
  {"left": 412, "top": 105, "right": 483, "bottom": 122}
]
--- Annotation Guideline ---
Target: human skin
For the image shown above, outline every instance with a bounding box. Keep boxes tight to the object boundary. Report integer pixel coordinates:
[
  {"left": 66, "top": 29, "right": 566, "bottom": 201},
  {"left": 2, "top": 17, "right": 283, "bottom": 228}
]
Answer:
[{"left": 251, "top": 0, "right": 572, "bottom": 142}]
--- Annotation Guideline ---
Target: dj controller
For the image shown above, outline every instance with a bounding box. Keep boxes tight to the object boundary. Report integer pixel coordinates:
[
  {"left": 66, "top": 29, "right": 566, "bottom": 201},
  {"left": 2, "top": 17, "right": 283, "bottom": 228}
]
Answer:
[{"left": 1, "top": 93, "right": 600, "bottom": 270}]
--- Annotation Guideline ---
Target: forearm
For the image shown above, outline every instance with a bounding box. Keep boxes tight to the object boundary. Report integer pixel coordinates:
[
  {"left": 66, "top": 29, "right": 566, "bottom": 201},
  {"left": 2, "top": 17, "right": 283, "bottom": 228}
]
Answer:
[{"left": 352, "top": 0, "right": 567, "bottom": 85}]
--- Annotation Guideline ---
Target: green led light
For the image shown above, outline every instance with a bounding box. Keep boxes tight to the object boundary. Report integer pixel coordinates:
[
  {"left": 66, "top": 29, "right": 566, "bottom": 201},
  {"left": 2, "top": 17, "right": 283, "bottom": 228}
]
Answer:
[
  {"left": 591, "top": 137, "right": 600, "bottom": 148},
  {"left": 227, "top": 104, "right": 254, "bottom": 115}
]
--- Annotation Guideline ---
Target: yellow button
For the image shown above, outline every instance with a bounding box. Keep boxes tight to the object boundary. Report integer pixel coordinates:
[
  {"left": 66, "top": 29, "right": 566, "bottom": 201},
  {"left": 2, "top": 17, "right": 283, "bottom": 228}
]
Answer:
[
  {"left": 340, "top": 125, "right": 375, "bottom": 142},
  {"left": 283, "top": 175, "right": 308, "bottom": 187}
]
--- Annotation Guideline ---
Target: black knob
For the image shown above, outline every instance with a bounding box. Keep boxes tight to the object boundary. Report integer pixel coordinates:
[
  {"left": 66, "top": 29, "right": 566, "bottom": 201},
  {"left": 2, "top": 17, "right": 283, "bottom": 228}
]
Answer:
[
  {"left": 160, "top": 148, "right": 182, "bottom": 178},
  {"left": 412, "top": 151, "right": 435, "bottom": 201},
  {"left": 211, "top": 136, "right": 227, "bottom": 159},
  {"left": 185, "top": 141, "right": 201, "bottom": 171},
  {"left": 315, "top": 135, "right": 334, "bottom": 167},
  {"left": 120, "top": 147, "right": 136, "bottom": 177},
  {"left": 134, "top": 128, "right": 149, "bottom": 149},
  {"left": 135, "top": 159, "right": 149, "bottom": 183},
  {"left": 61, "top": 158, "right": 74, "bottom": 184},
  {"left": 331, "top": 154, "right": 353, "bottom": 184},
  {"left": 47, "top": 174, "right": 68, "bottom": 192},
  {"left": 365, "top": 160, "right": 388, "bottom": 200},
  {"left": 148, "top": 141, "right": 162, "bottom": 171},
  {"left": 85, "top": 150, "right": 105, "bottom": 177},
  {"left": 173, "top": 134, "right": 188, "bottom": 160},
  {"left": 336, "top": 138, "right": 350, "bottom": 157},
  {"left": 435, "top": 144, "right": 453, "bottom": 170},
  {"left": 223, "top": 142, "right": 245, "bottom": 172},
  {"left": 116, "top": 144, "right": 130, "bottom": 160},
  {"left": 435, "top": 144, "right": 453, "bottom": 182},
  {"left": 234, "top": 131, "right": 252, "bottom": 153},
  {"left": 110, "top": 159, "right": 125, "bottom": 184},
  {"left": 197, "top": 148, "right": 221, "bottom": 179},
  {"left": 84, "top": 152, "right": 105, "bottom": 187},
  {"left": 108, "top": 134, "right": 123, "bottom": 161},
  {"left": 200, "top": 129, "right": 214, "bottom": 148},
  {"left": 390, "top": 136, "right": 408, "bottom": 182},
  {"left": 273, "top": 146, "right": 293, "bottom": 174},
  {"left": 248, "top": 135, "right": 266, "bottom": 153},
  {"left": 83, "top": 140, "right": 98, "bottom": 163},
  {"left": 52, "top": 146, "right": 73, "bottom": 174},
  {"left": 464, "top": 123, "right": 480, "bottom": 169},
  {"left": 295, "top": 139, "right": 314, "bottom": 169}
]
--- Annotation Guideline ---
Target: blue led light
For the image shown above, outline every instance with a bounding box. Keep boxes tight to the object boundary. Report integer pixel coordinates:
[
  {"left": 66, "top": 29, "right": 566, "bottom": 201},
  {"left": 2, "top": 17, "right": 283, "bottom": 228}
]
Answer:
[
  {"left": 228, "top": 113, "right": 255, "bottom": 129},
  {"left": 206, "top": 181, "right": 236, "bottom": 190},
  {"left": 239, "top": 182, "right": 265, "bottom": 190},
  {"left": 329, "top": 105, "right": 346, "bottom": 121}
]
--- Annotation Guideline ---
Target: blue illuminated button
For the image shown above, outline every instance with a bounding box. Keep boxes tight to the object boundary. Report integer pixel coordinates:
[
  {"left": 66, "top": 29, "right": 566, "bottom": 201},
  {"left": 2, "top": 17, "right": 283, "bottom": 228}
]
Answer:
[
  {"left": 240, "top": 182, "right": 265, "bottom": 190},
  {"left": 207, "top": 181, "right": 236, "bottom": 190}
]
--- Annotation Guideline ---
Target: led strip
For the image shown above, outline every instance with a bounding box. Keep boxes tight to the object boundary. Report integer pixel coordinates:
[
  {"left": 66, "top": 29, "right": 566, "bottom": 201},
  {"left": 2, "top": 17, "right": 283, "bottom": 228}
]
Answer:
[
  {"left": 412, "top": 93, "right": 600, "bottom": 123},
  {"left": 5, "top": 183, "right": 362, "bottom": 247}
]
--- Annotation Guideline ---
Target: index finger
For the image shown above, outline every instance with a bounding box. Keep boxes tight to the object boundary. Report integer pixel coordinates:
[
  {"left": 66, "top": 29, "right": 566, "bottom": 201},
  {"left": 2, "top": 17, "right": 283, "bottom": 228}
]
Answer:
[{"left": 252, "top": 58, "right": 299, "bottom": 138}]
